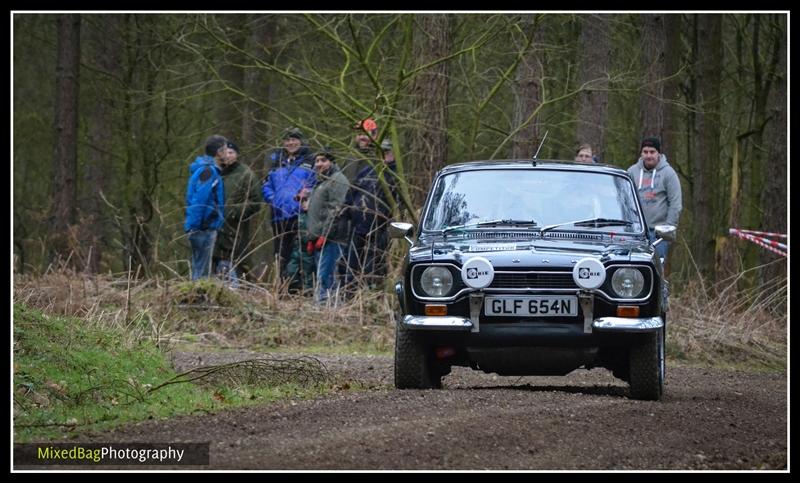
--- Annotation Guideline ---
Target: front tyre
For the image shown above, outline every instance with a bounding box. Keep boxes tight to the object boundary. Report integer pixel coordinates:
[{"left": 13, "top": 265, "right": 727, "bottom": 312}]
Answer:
[
  {"left": 628, "top": 327, "right": 665, "bottom": 401},
  {"left": 394, "top": 317, "right": 441, "bottom": 389}
]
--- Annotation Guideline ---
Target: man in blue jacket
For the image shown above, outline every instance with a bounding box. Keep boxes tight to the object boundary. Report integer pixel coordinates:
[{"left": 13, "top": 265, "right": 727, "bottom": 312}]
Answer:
[
  {"left": 262, "top": 128, "right": 316, "bottom": 277},
  {"left": 185, "top": 135, "right": 227, "bottom": 280}
]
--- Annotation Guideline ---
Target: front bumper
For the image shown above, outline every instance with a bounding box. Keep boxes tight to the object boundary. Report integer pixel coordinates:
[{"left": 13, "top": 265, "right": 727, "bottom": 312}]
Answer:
[
  {"left": 402, "top": 315, "right": 474, "bottom": 330},
  {"left": 592, "top": 316, "right": 663, "bottom": 332},
  {"left": 401, "top": 315, "right": 663, "bottom": 333}
]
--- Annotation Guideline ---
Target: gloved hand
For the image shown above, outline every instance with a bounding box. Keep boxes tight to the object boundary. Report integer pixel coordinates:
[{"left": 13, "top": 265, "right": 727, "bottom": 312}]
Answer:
[
  {"left": 314, "top": 236, "right": 327, "bottom": 251},
  {"left": 306, "top": 240, "right": 315, "bottom": 255}
]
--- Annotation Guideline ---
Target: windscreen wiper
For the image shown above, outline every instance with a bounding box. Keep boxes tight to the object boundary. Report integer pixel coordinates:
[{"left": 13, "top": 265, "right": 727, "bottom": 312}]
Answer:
[
  {"left": 573, "top": 218, "right": 634, "bottom": 227},
  {"left": 541, "top": 217, "right": 633, "bottom": 233},
  {"left": 476, "top": 219, "right": 538, "bottom": 228},
  {"left": 442, "top": 219, "right": 538, "bottom": 234}
]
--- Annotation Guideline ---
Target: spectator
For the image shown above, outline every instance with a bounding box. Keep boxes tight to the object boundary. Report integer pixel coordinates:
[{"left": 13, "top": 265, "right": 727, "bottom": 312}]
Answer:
[
  {"left": 306, "top": 148, "right": 350, "bottom": 304},
  {"left": 213, "top": 141, "right": 262, "bottom": 287},
  {"left": 627, "top": 136, "right": 683, "bottom": 264},
  {"left": 184, "top": 135, "right": 227, "bottom": 280},
  {"left": 341, "top": 118, "right": 378, "bottom": 182},
  {"left": 262, "top": 127, "right": 316, "bottom": 278},
  {"left": 283, "top": 187, "right": 316, "bottom": 294},
  {"left": 343, "top": 138, "right": 399, "bottom": 292},
  {"left": 574, "top": 143, "right": 596, "bottom": 164}
]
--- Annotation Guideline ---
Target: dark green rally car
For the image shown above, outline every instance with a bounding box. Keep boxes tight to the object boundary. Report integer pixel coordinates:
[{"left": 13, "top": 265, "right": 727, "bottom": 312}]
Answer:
[{"left": 390, "top": 160, "right": 676, "bottom": 400}]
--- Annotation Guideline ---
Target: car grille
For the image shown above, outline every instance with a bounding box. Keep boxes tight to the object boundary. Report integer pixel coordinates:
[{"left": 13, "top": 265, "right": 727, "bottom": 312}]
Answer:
[
  {"left": 489, "top": 272, "right": 578, "bottom": 289},
  {"left": 542, "top": 232, "right": 605, "bottom": 241},
  {"left": 463, "top": 232, "right": 535, "bottom": 239},
  {"left": 461, "top": 231, "right": 607, "bottom": 241}
]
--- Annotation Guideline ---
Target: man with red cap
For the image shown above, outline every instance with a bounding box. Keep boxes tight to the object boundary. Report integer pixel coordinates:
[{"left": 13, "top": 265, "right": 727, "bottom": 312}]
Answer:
[
  {"left": 341, "top": 138, "right": 399, "bottom": 293},
  {"left": 341, "top": 118, "right": 378, "bottom": 183}
]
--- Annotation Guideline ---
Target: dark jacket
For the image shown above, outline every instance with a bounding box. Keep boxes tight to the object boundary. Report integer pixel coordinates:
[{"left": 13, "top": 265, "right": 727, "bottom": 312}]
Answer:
[
  {"left": 307, "top": 164, "right": 350, "bottom": 243},
  {"left": 340, "top": 145, "right": 374, "bottom": 183},
  {"left": 184, "top": 155, "right": 224, "bottom": 232},
  {"left": 344, "top": 160, "right": 398, "bottom": 236},
  {"left": 283, "top": 211, "right": 316, "bottom": 290},
  {"left": 214, "top": 161, "right": 262, "bottom": 262},
  {"left": 262, "top": 146, "right": 316, "bottom": 222}
]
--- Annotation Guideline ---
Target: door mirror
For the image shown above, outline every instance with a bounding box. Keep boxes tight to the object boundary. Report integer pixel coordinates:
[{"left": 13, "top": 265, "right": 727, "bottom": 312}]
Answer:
[
  {"left": 654, "top": 224, "right": 677, "bottom": 242},
  {"left": 389, "top": 222, "right": 414, "bottom": 242}
]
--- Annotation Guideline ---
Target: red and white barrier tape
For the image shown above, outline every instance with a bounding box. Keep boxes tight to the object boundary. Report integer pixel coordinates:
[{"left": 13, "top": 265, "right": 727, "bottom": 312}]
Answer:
[
  {"left": 730, "top": 229, "right": 787, "bottom": 239},
  {"left": 729, "top": 228, "right": 787, "bottom": 257}
]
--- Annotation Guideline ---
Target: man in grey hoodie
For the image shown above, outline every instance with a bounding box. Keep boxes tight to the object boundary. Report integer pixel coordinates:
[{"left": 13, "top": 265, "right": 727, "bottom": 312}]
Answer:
[{"left": 627, "top": 137, "right": 683, "bottom": 263}]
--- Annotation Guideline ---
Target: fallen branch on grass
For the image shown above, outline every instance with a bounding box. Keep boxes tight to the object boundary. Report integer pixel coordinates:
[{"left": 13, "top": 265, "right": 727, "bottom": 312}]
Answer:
[{"left": 147, "top": 356, "right": 330, "bottom": 394}]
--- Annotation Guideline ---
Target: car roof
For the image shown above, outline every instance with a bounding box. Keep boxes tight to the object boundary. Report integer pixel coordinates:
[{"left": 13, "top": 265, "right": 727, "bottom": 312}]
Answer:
[{"left": 438, "top": 159, "right": 629, "bottom": 176}]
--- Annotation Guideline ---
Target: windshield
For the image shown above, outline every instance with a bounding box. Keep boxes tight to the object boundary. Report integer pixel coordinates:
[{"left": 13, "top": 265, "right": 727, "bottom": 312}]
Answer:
[{"left": 422, "top": 169, "right": 644, "bottom": 233}]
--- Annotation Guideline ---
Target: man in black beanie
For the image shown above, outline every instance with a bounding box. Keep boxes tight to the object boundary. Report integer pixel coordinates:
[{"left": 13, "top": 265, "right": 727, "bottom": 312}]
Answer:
[
  {"left": 640, "top": 136, "right": 661, "bottom": 154},
  {"left": 627, "top": 136, "right": 682, "bottom": 267}
]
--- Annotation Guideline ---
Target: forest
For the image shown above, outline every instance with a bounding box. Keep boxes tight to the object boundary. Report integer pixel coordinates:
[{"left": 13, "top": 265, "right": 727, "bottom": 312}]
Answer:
[{"left": 13, "top": 12, "right": 787, "bottom": 291}]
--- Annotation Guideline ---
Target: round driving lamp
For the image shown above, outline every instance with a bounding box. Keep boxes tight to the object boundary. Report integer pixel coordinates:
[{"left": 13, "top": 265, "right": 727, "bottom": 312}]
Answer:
[
  {"left": 420, "top": 266, "right": 454, "bottom": 297},
  {"left": 611, "top": 268, "right": 645, "bottom": 298}
]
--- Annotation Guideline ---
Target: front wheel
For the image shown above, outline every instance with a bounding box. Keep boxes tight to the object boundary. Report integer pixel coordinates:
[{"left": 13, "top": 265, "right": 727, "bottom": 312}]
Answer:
[
  {"left": 628, "top": 327, "right": 665, "bottom": 401},
  {"left": 394, "top": 318, "right": 441, "bottom": 389}
]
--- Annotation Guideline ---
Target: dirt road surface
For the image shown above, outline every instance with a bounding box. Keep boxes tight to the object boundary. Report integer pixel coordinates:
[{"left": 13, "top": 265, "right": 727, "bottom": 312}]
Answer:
[{"left": 22, "top": 351, "right": 787, "bottom": 471}]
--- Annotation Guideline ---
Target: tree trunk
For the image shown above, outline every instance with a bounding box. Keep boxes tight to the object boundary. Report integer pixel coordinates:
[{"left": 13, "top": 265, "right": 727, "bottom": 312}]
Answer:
[
  {"left": 575, "top": 14, "right": 611, "bottom": 161},
  {"left": 117, "top": 14, "right": 156, "bottom": 276},
  {"left": 662, "top": 15, "right": 683, "bottom": 171},
  {"left": 82, "top": 15, "right": 122, "bottom": 273},
  {"left": 640, "top": 14, "right": 665, "bottom": 140},
  {"left": 240, "top": 15, "right": 276, "bottom": 280},
  {"left": 214, "top": 14, "right": 247, "bottom": 138},
  {"left": 242, "top": 14, "right": 275, "bottom": 158},
  {"left": 715, "top": 16, "right": 749, "bottom": 284},
  {"left": 409, "top": 14, "right": 451, "bottom": 195},
  {"left": 50, "top": 14, "right": 81, "bottom": 263},
  {"left": 715, "top": 136, "right": 743, "bottom": 282},
  {"left": 759, "top": 14, "right": 787, "bottom": 282},
  {"left": 691, "top": 14, "right": 722, "bottom": 283},
  {"left": 122, "top": 15, "right": 160, "bottom": 278},
  {"left": 510, "top": 15, "right": 542, "bottom": 160}
]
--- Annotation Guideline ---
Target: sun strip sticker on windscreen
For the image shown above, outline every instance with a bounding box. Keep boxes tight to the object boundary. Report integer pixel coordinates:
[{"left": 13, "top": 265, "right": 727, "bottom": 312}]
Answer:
[{"left": 468, "top": 244, "right": 517, "bottom": 252}]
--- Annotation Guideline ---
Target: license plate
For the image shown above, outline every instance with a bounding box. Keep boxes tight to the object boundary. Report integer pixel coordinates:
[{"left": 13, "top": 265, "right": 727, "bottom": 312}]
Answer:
[{"left": 484, "top": 296, "right": 578, "bottom": 317}]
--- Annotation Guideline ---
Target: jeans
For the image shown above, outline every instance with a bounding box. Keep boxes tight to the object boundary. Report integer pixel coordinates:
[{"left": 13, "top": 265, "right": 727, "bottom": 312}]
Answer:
[
  {"left": 648, "top": 228, "right": 670, "bottom": 265},
  {"left": 214, "top": 259, "right": 240, "bottom": 289},
  {"left": 189, "top": 229, "right": 217, "bottom": 280},
  {"left": 314, "top": 241, "right": 344, "bottom": 303}
]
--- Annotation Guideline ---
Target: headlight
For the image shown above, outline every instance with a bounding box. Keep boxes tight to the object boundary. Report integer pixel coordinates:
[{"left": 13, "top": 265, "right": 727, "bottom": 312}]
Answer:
[
  {"left": 420, "top": 266, "right": 454, "bottom": 297},
  {"left": 611, "top": 268, "right": 645, "bottom": 298}
]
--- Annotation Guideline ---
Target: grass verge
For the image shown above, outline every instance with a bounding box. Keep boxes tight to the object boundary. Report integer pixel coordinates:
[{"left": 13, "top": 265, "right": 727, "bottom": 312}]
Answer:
[
  {"left": 666, "top": 274, "right": 786, "bottom": 372},
  {"left": 13, "top": 273, "right": 396, "bottom": 355},
  {"left": 13, "top": 269, "right": 785, "bottom": 378},
  {"left": 13, "top": 304, "right": 350, "bottom": 443}
]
